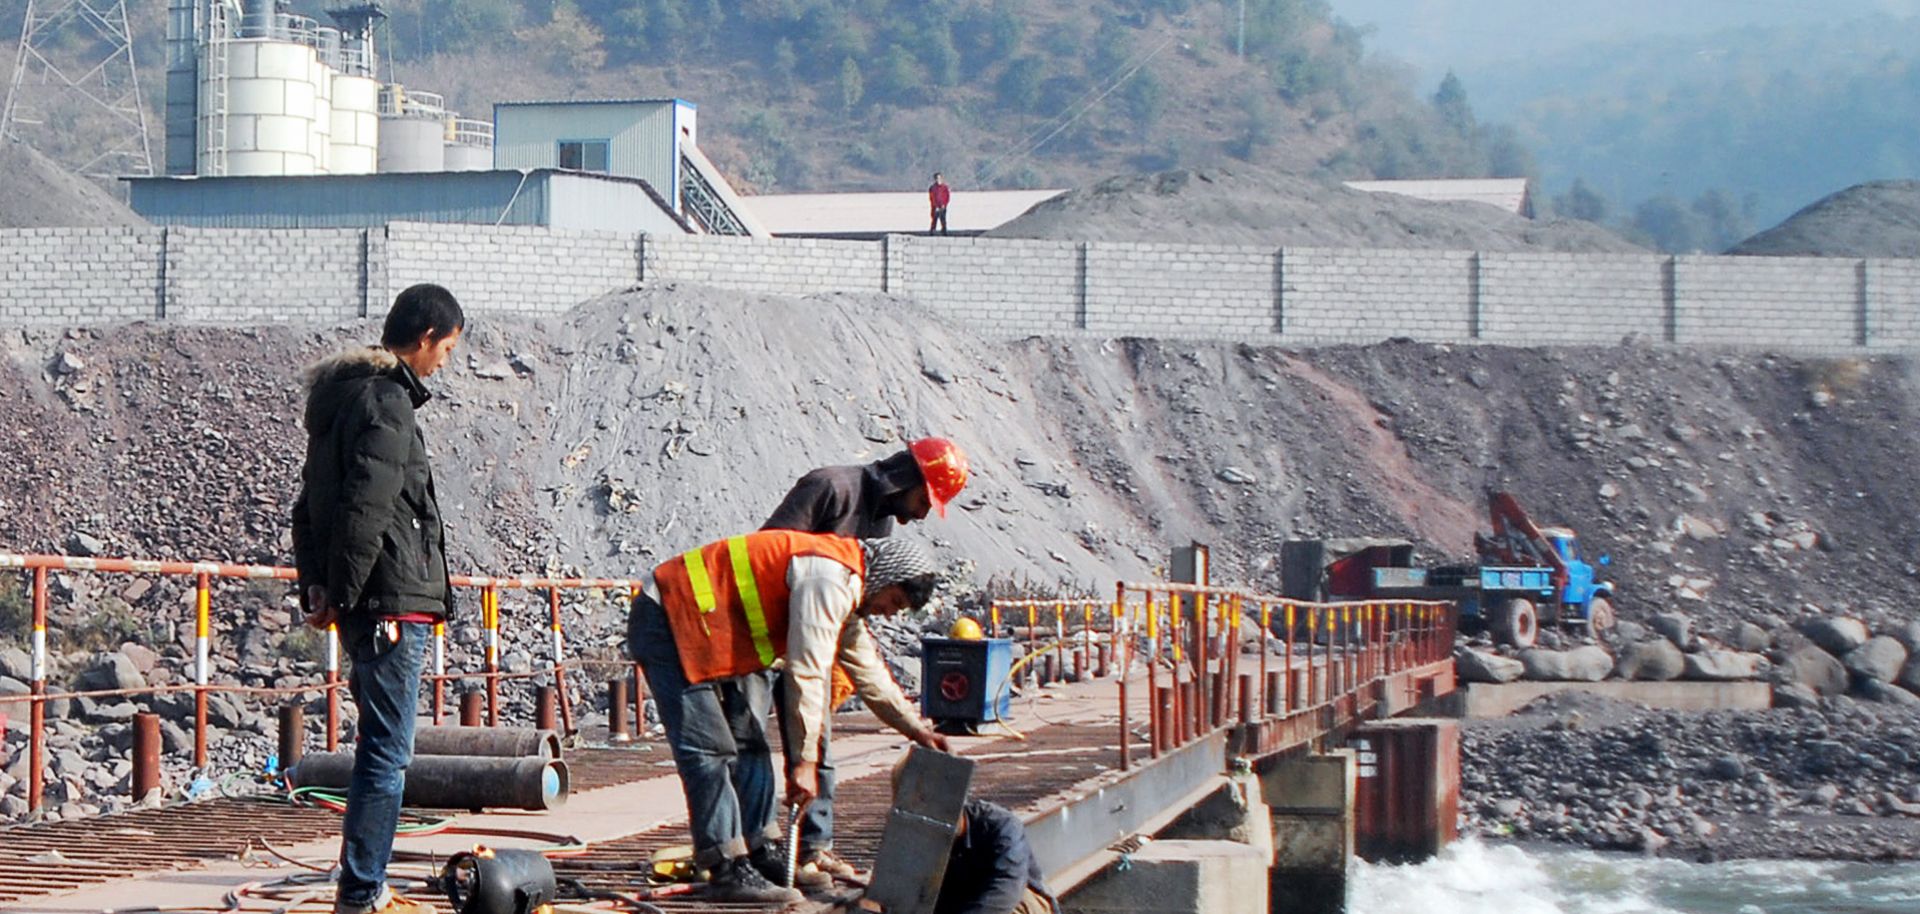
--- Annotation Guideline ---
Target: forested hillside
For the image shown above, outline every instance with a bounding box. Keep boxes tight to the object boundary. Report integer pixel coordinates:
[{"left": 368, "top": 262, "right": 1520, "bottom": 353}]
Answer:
[{"left": 1, "top": 0, "right": 1528, "bottom": 194}]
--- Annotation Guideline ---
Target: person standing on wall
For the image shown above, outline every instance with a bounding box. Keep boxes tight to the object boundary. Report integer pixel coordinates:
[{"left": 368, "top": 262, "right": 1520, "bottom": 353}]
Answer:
[
  {"left": 761, "top": 438, "right": 972, "bottom": 887},
  {"left": 929, "top": 172, "right": 952, "bottom": 235},
  {"left": 292, "top": 284, "right": 465, "bottom": 914}
]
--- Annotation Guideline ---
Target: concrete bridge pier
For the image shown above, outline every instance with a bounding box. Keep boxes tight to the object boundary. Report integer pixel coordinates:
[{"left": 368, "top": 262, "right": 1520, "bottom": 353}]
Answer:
[{"left": 1260, "top": 750, "right": 1355, "bottom": 914}]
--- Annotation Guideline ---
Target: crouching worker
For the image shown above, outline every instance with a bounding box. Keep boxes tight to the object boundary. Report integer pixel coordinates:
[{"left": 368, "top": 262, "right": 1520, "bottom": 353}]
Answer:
[
  {"left": 892, "top": 758, "right": 1057, "bottom": 914},
  {"left": 627, "top": 531, "right": 951, "bottom": 903}
]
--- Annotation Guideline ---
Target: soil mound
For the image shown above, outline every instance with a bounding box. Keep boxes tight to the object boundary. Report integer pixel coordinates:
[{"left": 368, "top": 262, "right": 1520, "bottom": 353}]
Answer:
[
  {"left": 0, "top": 138, "right": 145, "bottom": 228},
  {"left": 1728, "top": 180, "right": 1920, "bottom": 257},
  {"left": 987, "top": 165, "right": 1644, "bottom": 253}
]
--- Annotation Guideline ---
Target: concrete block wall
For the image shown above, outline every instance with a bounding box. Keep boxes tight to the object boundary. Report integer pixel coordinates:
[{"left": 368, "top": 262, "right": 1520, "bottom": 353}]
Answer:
[
  {"left": 1478, "top": 253, "right": 1669, "bottom": 344},
  {"left": 1673, "top": 255, "right": 1862, "bottom": 348},
  {"left": 888, "top": 235, "right": 1082, "bottom": 334},
  {"left": 1867, "top": 259, "right": 1920, "bottom": 350},
  {"left": 1086, "top": 242, "right": 1277, "bottom": 338},
  {"left": 0, "top": 227, "right": 162, "bottom": 324},
  {"left": 1282, "top": 248, "right": 1475, "bottom": 342},
  {"left": 162, "top": 228, "right": 365, "bottom": 323},
  {"left": 384, "top": 222, "right": 639, "bottom": 316},
  {"left": 642, "top": 234, "right": 883, "bottom": 295}
]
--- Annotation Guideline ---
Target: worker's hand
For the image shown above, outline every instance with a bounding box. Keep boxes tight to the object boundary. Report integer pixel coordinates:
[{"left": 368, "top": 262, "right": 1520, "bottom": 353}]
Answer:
[
  {"left": 787, "top": 760, "right": 819, "bottom": 808},
  {"left": 910, "top": 726, "right": 951, "bottom": 753},
  {"left": 304, "top": 585, "right": 339, "bottom": 630}
]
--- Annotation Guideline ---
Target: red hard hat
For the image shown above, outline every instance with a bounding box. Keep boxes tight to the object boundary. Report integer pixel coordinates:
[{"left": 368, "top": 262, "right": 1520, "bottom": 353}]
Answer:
[{"left": 909, "top": 437, "right": 969, "bottom": 518}]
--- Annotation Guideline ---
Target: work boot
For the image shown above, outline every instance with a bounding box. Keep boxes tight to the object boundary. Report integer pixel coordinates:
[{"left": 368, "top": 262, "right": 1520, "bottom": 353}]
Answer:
[
  {"left": 805, "top": 848, "right": 859, "bottom": 880},
  {"left": 708, "top": 856, "right": 803, "bottom": 904},
  {"left": 333, "top": 887, "right": 432, "bottom": 914},
  {"left": 749, "top": 842, "right": 830, "bottom": 890}
]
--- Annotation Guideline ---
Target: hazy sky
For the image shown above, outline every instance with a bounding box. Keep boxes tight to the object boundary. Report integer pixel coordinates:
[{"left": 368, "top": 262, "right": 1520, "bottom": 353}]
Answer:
[{"left": 1325, "top": 0, "right": 1920, "bottom": 82}]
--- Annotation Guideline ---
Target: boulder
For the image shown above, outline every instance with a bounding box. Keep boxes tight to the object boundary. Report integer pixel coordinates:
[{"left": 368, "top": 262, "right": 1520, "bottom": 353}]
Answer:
[
  {"left": 1520, "top": 646, "right": 1613, "bottom": 682},
  {"left": 1888, "top": 620, "right": 1920, "bottom": 653},
  {"left": 1650, "top": 613, "right": 1694, "bottom": 649},
  {"left": 1773, "top": 683, "right": 1820, "bottom": 709},
  {"left": 0, "top": 647, "right": 30, "bottom": 682},
  {"left": 1842, "top": 636, "right": 1908, "bottom": 684},
  {"left": 0, "top": 676, "right": 27, "bottom": 698},
  {"left": 1857, "top": 679, "right": 1920, "bottom": 707},
  {"left": 1729, "top": 622, "right": 1771, "bottom": 653},
  {"left": 1612, "top": 639, "right": 1685, "bottom": 681},
  {"left": 79, "top": 652, "right": 146, "bottom": 693},
  {"left": 1612, "top": 620, "right": 1651, "bottom": 644},
  {"left": 1897, "top": 657, "right": 1920, "bottom": 696},
  {"left": 1456, "top": 649, "right": 1525, "bottom": 684},
  {"left": 1799, "top": 617, "right": 1870, "bottom": 656},
  {"left": 117, "top": 642, "right": 160, "bottom": 675},
  {"left": 1682, "top": 650, "right": 1764, "bottom": 681},
  {"left": 1779, "top": 645, "right": 1849, "bottom": 695}
]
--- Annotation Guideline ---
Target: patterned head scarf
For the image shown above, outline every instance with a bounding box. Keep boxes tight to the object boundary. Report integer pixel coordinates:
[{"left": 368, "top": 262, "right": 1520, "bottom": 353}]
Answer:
[{"left": 859, "top": 537, "right": 939, "bottom": 605}]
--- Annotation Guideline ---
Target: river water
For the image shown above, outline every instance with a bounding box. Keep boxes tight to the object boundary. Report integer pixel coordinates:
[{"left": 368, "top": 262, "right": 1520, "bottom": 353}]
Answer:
[{"left": 1348, "top": 839, "right": 1920, "bottom": 913}]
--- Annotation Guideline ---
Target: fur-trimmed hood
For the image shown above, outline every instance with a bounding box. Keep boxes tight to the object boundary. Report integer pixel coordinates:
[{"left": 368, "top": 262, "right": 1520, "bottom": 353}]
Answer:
[{"left": 299, "top": 346, "right": 428, "bottom": 431}]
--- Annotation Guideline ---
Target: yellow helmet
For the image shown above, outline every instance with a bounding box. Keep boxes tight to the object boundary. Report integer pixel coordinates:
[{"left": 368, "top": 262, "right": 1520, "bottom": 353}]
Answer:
[{"left": 949, "top": 617, "right": 984, "bottom": 640}]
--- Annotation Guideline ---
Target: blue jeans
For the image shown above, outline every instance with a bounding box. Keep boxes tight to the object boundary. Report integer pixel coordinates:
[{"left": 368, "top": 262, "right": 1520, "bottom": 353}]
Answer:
[
  {"left": 628, "top": 593, "right": 778, "bottom": 867},
  {"left": 773, "top": 671, "right": 835, "bottom": 855},
  {"left": 336, "top": 617, "right": 428, "bottom": 908}
]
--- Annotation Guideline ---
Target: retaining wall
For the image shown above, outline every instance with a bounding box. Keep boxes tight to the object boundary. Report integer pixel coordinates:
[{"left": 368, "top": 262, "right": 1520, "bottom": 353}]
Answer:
[{"left": 0, "top": 223, "right": 1914, "bottom": 353}]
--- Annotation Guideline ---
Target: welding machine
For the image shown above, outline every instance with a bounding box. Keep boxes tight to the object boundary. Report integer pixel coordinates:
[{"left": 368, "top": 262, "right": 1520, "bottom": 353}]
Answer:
[{"left": 920, "top": 637, "right": 1013, "bottom": 731}]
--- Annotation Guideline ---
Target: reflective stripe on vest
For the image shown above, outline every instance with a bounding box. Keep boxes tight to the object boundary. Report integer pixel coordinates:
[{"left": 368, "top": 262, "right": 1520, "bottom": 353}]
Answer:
[
  {"left": 726, "top": 536, "right": 778, "bottom": 667},
  {"left": 681, "top": 547, "right": 717, "bottom": 635}
]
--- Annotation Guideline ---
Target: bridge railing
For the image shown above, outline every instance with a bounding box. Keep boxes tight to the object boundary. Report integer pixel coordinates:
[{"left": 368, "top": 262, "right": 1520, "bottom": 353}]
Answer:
[
  {"left": 0, "top": 552, "right": 646, "bottom": 815},
  {"left": 1113, "top": 582, "right": 1454, "bottom": 770}
]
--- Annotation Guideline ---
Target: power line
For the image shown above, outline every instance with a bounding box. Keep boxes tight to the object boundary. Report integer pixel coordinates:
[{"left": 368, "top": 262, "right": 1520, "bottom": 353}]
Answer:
[{"left": 974, "top": 31, "right": 1179, "bottom": 187}]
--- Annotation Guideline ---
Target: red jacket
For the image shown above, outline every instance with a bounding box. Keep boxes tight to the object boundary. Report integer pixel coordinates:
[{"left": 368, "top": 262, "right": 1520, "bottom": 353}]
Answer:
[{"left": 929, "top": 182, "right": 951, "bottom": 208}]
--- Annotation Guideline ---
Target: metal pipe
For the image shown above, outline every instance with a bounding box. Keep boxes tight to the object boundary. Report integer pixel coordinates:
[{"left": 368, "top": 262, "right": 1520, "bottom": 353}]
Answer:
[
  {"left": 1210, "top": 669, "right": 1226, "bottom": 729},
  {"left": 1193, "top": 590, "right": 1209, "bottom": 739},
  {"left": 29, "top": 566, "right": 47, "bottom": 813},
  {"left": 1265, "top": 670, "right": 1282, "bottom": 719},
  {"left": 1073, "top": 647, "right": 1086, "bottom": 682},
  {"left": 289, "top": 752, "right": 568, "bottom": 811},
  {"left": 1114, "top": 585, "right": 1129, "bottom": 771},
  {"left": 609, "top": 678, "right": 631, "bottom": 743},
  {"left": 132, "top": 712, "right": 160, "bottom": 801},
  {"left": 548, "top": 587, "right": 574, "bottom": 736},
  {"left": 278, "top": 704, "right": 305, "bottom": 771},
  {"left": 536, "top": 685, "right": 557, "bottom": 732},
  {"left": 412, "top": 724, "right": 561, "bottom": 759},
  {"left": 194, "top": 572, "right": 210, "bottom": 769},
  {"left": 459, "top": 690, "right": 484, "bottom": 727},
  {"left": 1152, "top": 684, "right": 1171, "bottom": 757}
]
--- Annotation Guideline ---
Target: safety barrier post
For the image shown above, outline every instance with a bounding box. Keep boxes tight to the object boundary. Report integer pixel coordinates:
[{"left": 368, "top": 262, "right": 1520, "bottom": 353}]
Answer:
[
  {"left": 194, "top": 572, "right": 211, "bottom": 769},
  {"left": 990, "top": 603, "right": 1001, "bottom": 636},
  {"left": 1259, "top": 601, "right": 1272, "bottom": 717},
  {"left": 1306, "top": 608, "right": 1318, "bottom": 708},
  {"left": 132, "top": 712, "right": 160, "bottom": 801},
  {"left": 1081, "top": 602, "right": 1093, "bottom": 680},
  {"left": 609, "top": 677, "right": 632, "bottom": 743},
  {"left": 1168, "top": 590, "right": 1184, "bottom": 744},
  {"left": 1193, "top": 589, "right": 1210, "bottom": 737},
  {"left": 1025, "top": 605, "right": 1037, "bottom": 686},
  {"left": 28, "top": 565, "right": 47, "bottom": 813},
  {"left": 1114, "top": 585, "right": 1129, "bottom": 770},
  {"left": 1053, "top": 601, "right": 1066, "bottom": 684},
  {"left": 548, "top": 586, "right": 574, "bottom": 736},
  {"left": 1144, "top": 590, "right": 1159, "bottom": 756},
  {"left": 484, "top": 586, "right": 500, "bottom": 727},
  {"left": 325, "top": 624, "right": 340, "bottom": 751},
  {"left": 431, "top": 620, "right": 447, "bottom": 724},
  {"left": 1284, "top": 603, "right": 1296, "bottom": 715}
]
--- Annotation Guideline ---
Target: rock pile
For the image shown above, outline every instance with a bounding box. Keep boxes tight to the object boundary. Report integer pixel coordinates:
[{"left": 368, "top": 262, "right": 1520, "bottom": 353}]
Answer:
[{"left": 1464, "top": 694, "right": 1920, "bottom": 860}]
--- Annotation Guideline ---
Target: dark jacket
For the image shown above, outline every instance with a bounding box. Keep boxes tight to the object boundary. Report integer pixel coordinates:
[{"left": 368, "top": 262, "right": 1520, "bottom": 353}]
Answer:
[
  {"left": 291, "top": 347, "right": 452, "bottom": 618},
  {"left": 761, "top": 450, "right": 921, "bottom": 538},
  {"left": 936, "top": 799, "right": 1055, "bottom": 914}
]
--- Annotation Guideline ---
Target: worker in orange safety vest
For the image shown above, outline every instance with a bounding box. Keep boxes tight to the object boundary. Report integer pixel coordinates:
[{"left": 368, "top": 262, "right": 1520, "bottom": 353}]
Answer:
[{"left": 625, "top": 530, "right": 949, "bottom": 903}]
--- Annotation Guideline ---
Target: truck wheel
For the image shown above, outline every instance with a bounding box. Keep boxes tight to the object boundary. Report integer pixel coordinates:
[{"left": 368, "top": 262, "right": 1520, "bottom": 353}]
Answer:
[
  {"left": 1587, "top": 597, "right": 1617, "bottom": 636},
  {"left": 1492, "top": 598, "right": 1538, "bottom": 649}
]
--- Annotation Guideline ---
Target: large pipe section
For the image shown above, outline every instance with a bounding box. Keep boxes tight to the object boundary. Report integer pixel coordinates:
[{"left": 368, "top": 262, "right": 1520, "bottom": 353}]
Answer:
[
  {"left": 289, "top": 752, "right": 569, "bottom": 811},
  {"left": 412, "top": 725, "right": 561, "bottom": 760}
]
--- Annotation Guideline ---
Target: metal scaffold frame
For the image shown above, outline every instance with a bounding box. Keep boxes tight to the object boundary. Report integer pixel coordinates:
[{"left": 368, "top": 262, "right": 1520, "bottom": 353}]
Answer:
[{"left": 2, "top": 0, "right": 155, "bottom": 178}]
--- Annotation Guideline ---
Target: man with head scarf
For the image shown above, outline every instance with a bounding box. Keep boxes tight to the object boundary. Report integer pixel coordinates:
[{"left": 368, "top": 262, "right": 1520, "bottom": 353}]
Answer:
[
  {"left": 627, "top": 531, "right": 950, "bottom": 903},
  {"left": 762, "top": 437, "right": 971, "bottom": 887}
]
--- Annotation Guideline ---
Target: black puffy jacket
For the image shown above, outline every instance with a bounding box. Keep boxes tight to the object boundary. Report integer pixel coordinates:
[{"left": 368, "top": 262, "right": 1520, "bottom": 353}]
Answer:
[{"left": 291, "top": 347, "right": 452, "bottom": 618}]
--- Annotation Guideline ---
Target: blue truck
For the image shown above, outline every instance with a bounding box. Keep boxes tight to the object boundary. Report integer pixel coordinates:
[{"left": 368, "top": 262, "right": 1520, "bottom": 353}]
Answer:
[{"left": 1367, "top": 493, "right": 1617, "bottom": 648}]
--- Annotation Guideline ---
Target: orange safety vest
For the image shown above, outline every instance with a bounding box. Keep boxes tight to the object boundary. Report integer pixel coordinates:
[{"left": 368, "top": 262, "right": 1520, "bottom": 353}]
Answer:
[{"left": 653, "top": 530, "right": 866, "bottom": 685}]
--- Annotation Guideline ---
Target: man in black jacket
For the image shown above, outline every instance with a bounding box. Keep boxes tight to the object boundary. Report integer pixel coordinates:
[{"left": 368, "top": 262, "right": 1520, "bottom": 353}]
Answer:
[
  {"left": 760, "top": 438, "right": 970, "bottom": 887},
  {"left": 936, "top": 798, "right": 1056, "bottom": 914},
  {"left": 291, "top": 283, "right": 464, "bottom": 914}
]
